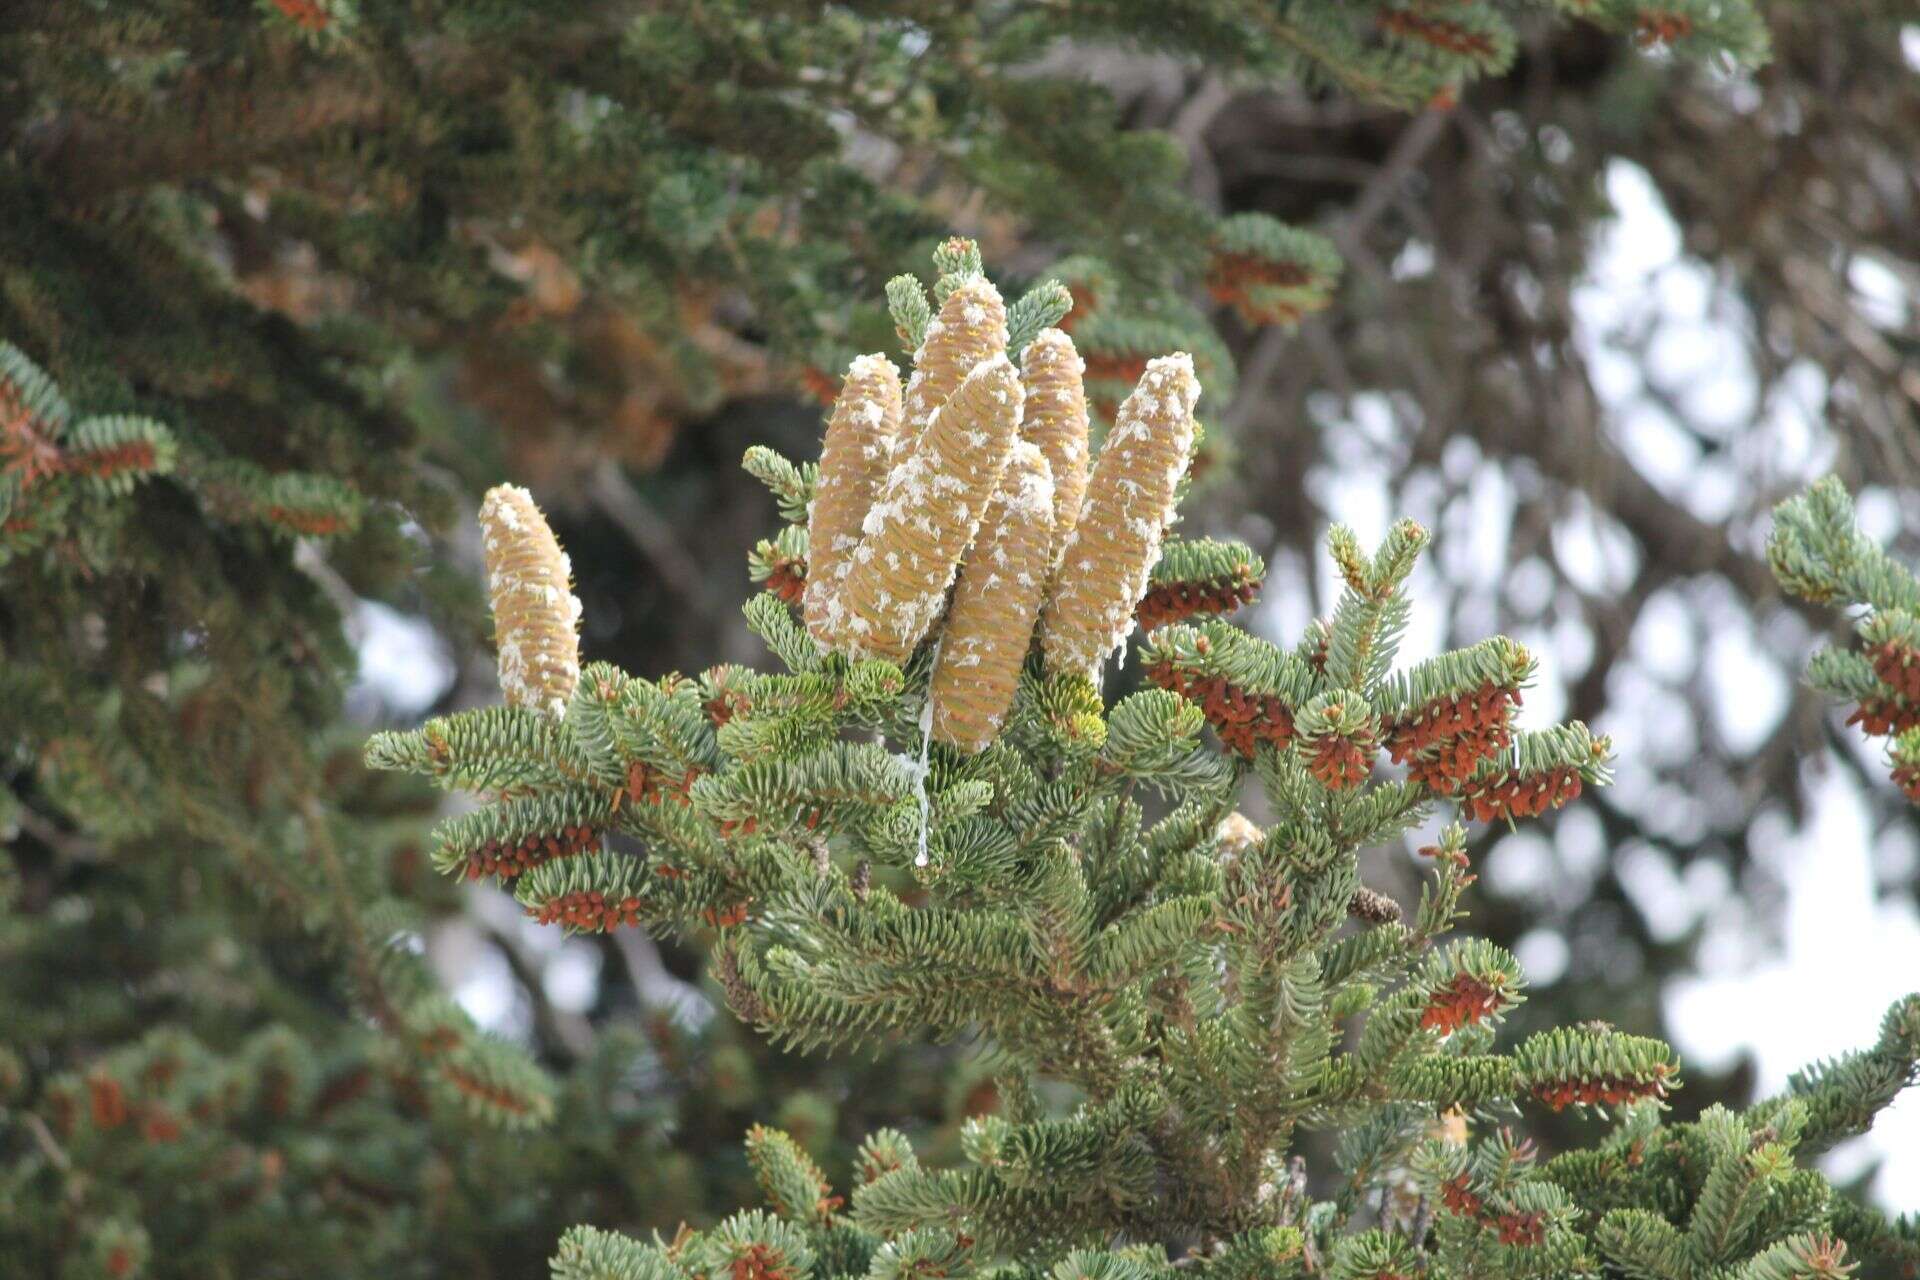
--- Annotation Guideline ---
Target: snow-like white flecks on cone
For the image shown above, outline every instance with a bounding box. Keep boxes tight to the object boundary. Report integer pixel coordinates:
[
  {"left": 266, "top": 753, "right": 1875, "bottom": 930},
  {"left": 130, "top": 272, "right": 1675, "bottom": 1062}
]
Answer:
[
  {"left": 1019, "top": 327, "right": 1090, "bottom": 563},
  {"left": 930, "top": 441, "right": 1055, "bottom": 752},
  {"left": 804, "top": 353, "right": 903, "bottom": 652},
  {"left": 1215, "top": 811, "right": 1265, "bottom": 855},
  {"left": 899, "top": 276, "right": 1008, "bottom": 442},
  {"left": 478, "top": 484, "right": 582, "bottom": 718},
  {"left": 1039, "top": 353, "right": 1200, "bottom": 677},
  {"left": 828, "top": 353, "right": 1025, "bottom": 663}
]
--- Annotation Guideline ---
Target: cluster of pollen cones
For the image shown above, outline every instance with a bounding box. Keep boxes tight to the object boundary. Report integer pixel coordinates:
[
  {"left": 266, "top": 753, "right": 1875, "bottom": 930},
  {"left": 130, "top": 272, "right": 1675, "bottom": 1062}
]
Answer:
[{"left": 803, "top": 273, "right": 1200, "bottom": 752}]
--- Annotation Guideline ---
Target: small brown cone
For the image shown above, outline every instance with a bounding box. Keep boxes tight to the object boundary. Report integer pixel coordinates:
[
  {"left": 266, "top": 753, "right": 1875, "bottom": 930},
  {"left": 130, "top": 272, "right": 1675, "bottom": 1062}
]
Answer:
[
  {"left": 1347, "top": 886, "right": 1403, "bottom": 924},
  {"left": 930, "top": 441, "right": 1055, "bottom": 752},
  {"left": 1039, "top": 354, "right": 1200, "bottom": 677},
  {"left": 831, "top": 354, "right": 1025, "bottom": 662},
  {"left": 804, "top": 354, "right": 903, "bottom": 650},
  {"left": 900, "top": 277, "right": 1008, "bottom": 439},
  {"left": 478, "top": 484, "right": 581, "bottom": 718},
  {"left": 1020, "top": 328, "right": 1090, "bottom": 557}
]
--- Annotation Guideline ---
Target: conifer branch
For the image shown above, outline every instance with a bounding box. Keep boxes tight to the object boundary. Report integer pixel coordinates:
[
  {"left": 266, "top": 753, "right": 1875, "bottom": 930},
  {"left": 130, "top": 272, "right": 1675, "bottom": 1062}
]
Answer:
[{"left": 343, "top": 243, "right": 1914, "bottom": 1280}]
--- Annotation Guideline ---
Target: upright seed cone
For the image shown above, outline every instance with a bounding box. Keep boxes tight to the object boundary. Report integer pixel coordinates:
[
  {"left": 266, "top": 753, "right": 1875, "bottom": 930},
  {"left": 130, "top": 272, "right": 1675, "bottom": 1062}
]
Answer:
[
  {"left": 804, "top": 354, "right": 903, "bottom": 650},
  {"left": 1039, "top": 353, "right": 1200, "bottom": 677},
  {"left": 930, "top": 441, "right": 1055, "bottom": 752},
  {"left": 832, "top": 353, "right": 1025, "bottom": 662},
  {"left": 900, "top": 277, "right": 1007, "bottom": 439},
  {"left": 1020, "top": 328, "right": 1090, "bottom": 557},
  {"left": 478, "top": 484, "right": 582, "bottom": 718}
]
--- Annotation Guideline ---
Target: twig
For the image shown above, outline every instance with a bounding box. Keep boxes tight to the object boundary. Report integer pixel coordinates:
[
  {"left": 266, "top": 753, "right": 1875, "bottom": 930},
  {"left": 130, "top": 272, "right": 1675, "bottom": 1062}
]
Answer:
[
  {"left": 1338, "top": 108, "right": 1452, "bottom": 249},
  {"left": 1173, "top": 76, "right": 1236, "bottom": 209},
  {"left": 587, "top": 461, "right": 707, "bottom": 602},
  {"left": 25, "top": 1114, "right": 72, "bottom": 1172},
  {"left": 1224, "top": 109, "right": 1452, "bottom": 434},
  {"left": 12, "top": 805, "right": 102, "bottom": 863},
  {"left": 476, "top": 914, "right": 595, "bottom": 1061},
  {"left": 612, "top": 927, "right": 714, "bottom": 1029},
  {"left": 1223, "top": 325, "right": 1299, "bottom": 435}
]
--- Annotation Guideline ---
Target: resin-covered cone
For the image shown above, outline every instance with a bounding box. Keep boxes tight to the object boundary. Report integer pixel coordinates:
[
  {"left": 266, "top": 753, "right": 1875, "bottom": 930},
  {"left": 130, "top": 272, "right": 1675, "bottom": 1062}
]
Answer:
[
  {"left": 831, "top": 354, "right": 1025, "bottom": 662},
  {"left": 478, "top": 484, "right": 582, "bottom": 718},
  {"left": 931, "top": 441, "right": 1055, "bottom": 752},
  {"left": 1039, "top": 354, "right": 1199, "bottom": 677},
  {"left": 804, "top": 354, "right": 903, "bottom": 650},
  {"left": 900, "top": 276, "right": 1008, "bottom": 440},
  {"left": 1019, "top": 327, "right": 1090, "bottom": 559}
]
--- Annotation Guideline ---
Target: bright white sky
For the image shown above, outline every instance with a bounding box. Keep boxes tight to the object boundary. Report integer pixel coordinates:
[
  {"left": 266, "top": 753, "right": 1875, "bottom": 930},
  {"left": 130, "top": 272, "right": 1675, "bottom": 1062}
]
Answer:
[{"left": 351, "top": 151, "right": 1920, "bottom": 1210}]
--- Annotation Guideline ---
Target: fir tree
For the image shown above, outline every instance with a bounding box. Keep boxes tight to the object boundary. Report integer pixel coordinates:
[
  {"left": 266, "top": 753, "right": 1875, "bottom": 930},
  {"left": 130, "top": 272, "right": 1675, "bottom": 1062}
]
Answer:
[
  {"left": 0, "top": 4, "right": 1828, "bottom": 1275},
  {"left": 369, "top": 246, "right": 1918, "bottom": 1280}
]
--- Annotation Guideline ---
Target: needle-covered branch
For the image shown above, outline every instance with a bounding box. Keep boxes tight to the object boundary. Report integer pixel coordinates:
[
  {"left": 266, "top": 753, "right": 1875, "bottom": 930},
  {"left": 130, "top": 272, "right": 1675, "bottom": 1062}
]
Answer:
[{"left": 358, "top": 247, "right": 1913, "bottom": 1280}]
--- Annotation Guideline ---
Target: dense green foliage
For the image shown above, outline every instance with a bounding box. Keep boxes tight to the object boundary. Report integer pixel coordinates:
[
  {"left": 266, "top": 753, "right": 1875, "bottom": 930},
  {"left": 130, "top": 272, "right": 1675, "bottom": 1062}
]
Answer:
[{"left": 368, "top": 248, "right": 1918, "bottom": 1277}]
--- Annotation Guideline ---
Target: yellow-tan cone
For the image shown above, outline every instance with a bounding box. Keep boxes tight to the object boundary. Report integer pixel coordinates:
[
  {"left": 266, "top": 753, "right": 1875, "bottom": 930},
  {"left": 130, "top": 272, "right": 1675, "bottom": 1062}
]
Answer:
[
  {"left": 1039, "top": 353, "right": 1200, "bottom": 677},
  {"left": 930, "top": 441, "right": 1055, "bottom": 752},
  {"left": 804, "top": 354, "right": 903, "bottom": 650},
  {"left": 831, "top": 353, "right": 1025, "bottom": 662},
  {"left": 478, "top": 484, "right": 582, "bottom": 718},
  {"left": 900, "top": 277, "right": 1007, "bottom": 439},
  {"left": 1215, "top": 811, "right": 1264, "bottom": 856},
  {"left": 1020, "top": 328, "right": 1090, "bottom": 558}
]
